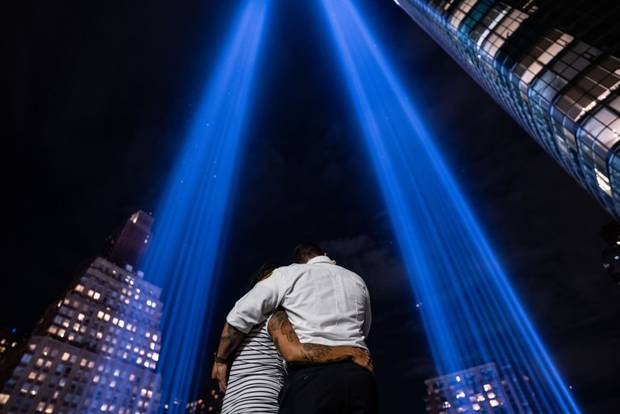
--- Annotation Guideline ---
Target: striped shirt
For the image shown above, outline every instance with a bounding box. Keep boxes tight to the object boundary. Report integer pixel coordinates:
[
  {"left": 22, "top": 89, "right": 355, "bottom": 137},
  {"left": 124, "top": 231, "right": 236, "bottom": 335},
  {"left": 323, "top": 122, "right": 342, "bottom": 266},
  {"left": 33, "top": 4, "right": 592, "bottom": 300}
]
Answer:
[{"left": 221, "top": 320, "right": 286, "bottom": 414}]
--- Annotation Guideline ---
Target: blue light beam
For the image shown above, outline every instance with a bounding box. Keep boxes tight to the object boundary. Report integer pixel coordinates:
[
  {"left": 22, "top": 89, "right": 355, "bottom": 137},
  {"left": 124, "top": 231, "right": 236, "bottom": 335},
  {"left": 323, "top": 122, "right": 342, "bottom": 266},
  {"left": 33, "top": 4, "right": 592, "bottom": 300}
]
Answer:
[
  {"left": 320, "top": 0, "right": 579, "bottom": 412},
  {"left": 142, "top": 1, "right": 269, "bottom": 410}
]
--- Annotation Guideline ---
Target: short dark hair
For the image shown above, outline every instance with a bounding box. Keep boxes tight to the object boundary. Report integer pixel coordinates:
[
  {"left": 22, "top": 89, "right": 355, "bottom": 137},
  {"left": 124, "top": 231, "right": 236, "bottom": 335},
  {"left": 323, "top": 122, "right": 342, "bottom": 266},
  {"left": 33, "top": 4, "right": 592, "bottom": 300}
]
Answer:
[
  {"left": 292, "top": 242, "right": 325, "bottom": 264},
  {"left": 249, "top": 262, "right": 280, "bottom": 289}
]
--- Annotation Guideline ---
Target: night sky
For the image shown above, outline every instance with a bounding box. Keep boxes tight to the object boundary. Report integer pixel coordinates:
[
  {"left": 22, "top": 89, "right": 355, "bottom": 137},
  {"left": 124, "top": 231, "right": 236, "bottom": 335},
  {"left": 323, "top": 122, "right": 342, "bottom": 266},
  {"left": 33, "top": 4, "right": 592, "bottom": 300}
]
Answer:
[{"left": 8, "top": 0, "right": 619, "bottom": 412}]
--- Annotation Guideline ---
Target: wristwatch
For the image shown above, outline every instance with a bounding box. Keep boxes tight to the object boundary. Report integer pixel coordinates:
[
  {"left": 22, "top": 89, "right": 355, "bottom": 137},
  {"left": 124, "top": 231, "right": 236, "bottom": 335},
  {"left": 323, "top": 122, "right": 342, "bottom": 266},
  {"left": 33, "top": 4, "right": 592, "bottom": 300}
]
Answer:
[{"left": 213, "top": 353, "right": 228, "bottom": 364}]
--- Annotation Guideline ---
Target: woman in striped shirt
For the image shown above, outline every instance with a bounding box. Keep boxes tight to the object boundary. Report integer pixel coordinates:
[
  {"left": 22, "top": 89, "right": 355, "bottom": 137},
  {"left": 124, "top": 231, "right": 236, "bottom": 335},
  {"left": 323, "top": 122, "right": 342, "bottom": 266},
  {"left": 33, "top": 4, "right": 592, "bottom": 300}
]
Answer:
[{"left": 218, "top": 264, "right": 373, "bottom": 414}]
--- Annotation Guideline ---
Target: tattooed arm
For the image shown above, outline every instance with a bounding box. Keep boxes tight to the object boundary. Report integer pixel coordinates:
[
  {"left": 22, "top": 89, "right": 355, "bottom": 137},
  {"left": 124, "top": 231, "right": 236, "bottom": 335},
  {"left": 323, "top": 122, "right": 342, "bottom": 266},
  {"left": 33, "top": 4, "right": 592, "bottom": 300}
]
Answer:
[
  {"left": 210, "top": 323, "right": 246, "bottom": 392},
  {"left": 267, "top": 310, "right": 374, "bottom": 373}
]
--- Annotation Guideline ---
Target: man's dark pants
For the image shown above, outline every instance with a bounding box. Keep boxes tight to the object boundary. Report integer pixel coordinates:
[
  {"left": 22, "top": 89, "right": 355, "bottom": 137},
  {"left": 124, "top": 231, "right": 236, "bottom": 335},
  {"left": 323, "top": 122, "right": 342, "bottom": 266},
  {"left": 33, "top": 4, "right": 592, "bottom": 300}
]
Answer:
[{"left": 278, "top": 361, "right": 378, "bottom": 414}]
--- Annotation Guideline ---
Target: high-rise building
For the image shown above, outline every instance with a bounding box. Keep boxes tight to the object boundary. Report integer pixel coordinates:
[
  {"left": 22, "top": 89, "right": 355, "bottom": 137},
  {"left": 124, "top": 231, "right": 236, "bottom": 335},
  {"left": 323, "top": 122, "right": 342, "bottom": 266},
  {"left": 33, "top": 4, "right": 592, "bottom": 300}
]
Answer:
[
  {"left": 0, "top": 212, "right": 163, "bottom": 414},
  {"left": 0, "top": 329, "right": 22, "bottom": 362},
  {"left": 424, "top": 362, "right": 521, "bottom": 413},
  {"left": 394, "top": 0, "right": 620, "bottom": 219},
  {"left": 107, "top": 211, "right": 153, "bottom": 270}
]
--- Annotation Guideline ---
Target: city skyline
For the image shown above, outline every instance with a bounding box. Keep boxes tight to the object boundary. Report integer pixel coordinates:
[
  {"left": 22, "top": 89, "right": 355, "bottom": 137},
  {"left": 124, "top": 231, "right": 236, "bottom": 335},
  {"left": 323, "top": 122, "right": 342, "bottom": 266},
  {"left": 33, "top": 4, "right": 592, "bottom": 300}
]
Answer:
[{"left": 7, "top": 0, "right": 620, "bottom": 412}]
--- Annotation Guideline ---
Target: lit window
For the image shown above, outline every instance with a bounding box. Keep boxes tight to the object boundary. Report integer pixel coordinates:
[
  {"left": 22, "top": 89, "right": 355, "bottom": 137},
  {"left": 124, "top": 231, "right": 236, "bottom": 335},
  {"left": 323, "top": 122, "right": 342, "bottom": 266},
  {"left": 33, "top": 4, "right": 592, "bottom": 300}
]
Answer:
[
  {"left": 514, "top": 30, "right": 574, "bottom": 92},
  {"left": 0, "top": 394, "right": 11, "bottom": 405},
  {"left": 490, "top": 399, "right": 500, "bottom": 407},
  {"left": 61, "top": 352, "right": 70, "bottom": 361},
  {"left": 472, "top": 403, "right": 481, "bottom": 411},
  {"left": 449, "top": 0, "right": 479, "bottom": 29},
  {"left": 78, "top": 313, "right": 85, "bottom": 321},
  {"left": 93, "top": 292, "right": 101, "bottom": 300},
  {"left": 483, "top": 384, "right": 492, "bottom": 392}
]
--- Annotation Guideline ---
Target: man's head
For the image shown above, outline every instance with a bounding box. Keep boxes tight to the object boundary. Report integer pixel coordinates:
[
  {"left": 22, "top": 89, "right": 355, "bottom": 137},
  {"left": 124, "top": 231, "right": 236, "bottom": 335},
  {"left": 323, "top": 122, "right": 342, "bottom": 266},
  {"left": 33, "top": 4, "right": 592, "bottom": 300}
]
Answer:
[{"left": 292, "top": 242, "right": 325, "bottom": 264}]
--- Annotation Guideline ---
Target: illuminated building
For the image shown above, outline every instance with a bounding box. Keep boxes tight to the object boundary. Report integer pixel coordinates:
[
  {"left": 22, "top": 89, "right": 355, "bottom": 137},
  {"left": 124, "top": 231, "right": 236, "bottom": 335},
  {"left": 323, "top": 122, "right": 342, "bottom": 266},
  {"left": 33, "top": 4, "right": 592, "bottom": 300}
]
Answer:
[
  {"left": 0, "top": 213, "right": 163, "bottom": 413},
  {"left": 425, "top": 363, "right": 520, "bottom": 413},
  {"left": 0, "top": 329, "right": 21, "bottom": 361},
  {"left": 181, "top": 388, "right": 222, "bottom": 414},
  {"left": 395, "top": 0, "right": 620, "bottom": 219}
]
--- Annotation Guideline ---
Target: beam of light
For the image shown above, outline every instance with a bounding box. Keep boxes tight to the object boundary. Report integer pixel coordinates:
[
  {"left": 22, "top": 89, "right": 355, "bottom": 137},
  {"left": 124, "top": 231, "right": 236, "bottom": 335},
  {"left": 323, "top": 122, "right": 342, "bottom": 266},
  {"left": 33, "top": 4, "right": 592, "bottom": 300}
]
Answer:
[
  {"left": 141, "top": 1, "right": 269, "bottom": 411},
  {"left": 319, "top": 1, "right": 580, "bottom": 412}
]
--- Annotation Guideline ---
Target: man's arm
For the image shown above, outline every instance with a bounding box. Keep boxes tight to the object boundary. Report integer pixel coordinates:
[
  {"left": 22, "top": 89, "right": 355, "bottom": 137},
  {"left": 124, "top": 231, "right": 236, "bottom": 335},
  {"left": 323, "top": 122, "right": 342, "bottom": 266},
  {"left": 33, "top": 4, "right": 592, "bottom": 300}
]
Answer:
[
  {"left": 210, "top": 323, "right": 245, "bottom": 392},
  {"left": 226, "top": 269, "right": 287, "bottom": 334},
  {"left": 267, "top": 310, "right": 374, "bottom": 373}
]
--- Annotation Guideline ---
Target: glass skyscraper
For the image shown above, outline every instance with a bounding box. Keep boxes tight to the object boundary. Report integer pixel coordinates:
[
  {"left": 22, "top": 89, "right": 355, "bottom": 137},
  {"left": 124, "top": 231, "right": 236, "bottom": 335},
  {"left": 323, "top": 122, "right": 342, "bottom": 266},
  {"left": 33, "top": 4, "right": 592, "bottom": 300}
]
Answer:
[
  {"left": 395, "top": 0, "right": 620, "bottom": 219},
  {"left": 0, "top": 213, "right": 163, "bottom": 414}
]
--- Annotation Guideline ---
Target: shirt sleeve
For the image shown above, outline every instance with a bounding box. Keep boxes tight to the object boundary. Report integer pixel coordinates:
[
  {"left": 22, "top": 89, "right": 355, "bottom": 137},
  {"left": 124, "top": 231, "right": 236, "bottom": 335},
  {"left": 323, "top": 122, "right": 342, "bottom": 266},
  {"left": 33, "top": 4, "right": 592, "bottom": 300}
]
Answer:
[{"left": 226, "top": 269, "right": 288, "bottom": 334}]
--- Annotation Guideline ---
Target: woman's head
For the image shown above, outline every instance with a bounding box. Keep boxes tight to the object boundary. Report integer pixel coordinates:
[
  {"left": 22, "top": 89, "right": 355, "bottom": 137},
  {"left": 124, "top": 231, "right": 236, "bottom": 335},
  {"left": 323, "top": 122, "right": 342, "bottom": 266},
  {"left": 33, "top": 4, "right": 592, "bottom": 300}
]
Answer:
[{"left": 249, "top": 262, "right": 280, "bottom": 289}]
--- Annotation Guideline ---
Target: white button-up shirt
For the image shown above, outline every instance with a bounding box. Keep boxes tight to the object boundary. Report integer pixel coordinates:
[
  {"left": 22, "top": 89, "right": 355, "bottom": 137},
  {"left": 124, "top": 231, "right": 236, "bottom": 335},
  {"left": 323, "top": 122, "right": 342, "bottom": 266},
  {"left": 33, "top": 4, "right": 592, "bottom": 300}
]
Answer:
[{"left": 226, "top": 255, "right": 372, "bottom": 350}]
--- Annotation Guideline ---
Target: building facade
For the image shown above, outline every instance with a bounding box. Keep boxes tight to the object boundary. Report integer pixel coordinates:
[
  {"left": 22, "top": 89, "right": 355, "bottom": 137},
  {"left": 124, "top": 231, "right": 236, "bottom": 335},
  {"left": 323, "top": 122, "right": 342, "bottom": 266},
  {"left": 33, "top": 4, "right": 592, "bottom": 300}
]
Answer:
[
  {"left": 425, "top": 363, "right": 520, "bottom": 413},
  {"left": 0, "top": 330, "right": 22, "bottom": 363},
  {"left": 0, "top": 213, "right": 163, "bottom": 414},
  {"left": 395, "top": 0, "right": 620, "bottom": 219}
]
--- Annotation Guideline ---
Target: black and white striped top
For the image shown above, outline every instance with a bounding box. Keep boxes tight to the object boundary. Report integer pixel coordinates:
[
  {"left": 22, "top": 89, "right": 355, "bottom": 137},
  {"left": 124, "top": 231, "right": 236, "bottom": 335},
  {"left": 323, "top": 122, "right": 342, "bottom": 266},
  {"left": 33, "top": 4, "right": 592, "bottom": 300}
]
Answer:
[{"left": 221, "top": 320, "right": 286, "bottom": 414}]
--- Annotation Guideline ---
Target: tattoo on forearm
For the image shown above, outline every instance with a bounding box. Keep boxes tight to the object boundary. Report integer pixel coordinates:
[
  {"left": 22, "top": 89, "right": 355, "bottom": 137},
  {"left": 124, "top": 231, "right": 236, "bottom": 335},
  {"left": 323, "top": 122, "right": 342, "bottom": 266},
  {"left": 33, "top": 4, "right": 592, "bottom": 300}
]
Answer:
[
  {"left": 217, "top": 324, "right": 245, "bottom": 360},
  {"left": 301, "top": 343, "right": 352, "bottom": 362}
]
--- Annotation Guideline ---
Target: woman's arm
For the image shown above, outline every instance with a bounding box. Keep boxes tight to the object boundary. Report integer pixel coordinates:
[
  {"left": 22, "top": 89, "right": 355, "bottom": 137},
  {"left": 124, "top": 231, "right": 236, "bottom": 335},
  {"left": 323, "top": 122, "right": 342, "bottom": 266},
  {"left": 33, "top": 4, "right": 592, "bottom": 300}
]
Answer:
[
  {"left": 267, "top": 310, "right": 374, "bottom": 373},
  {"left": 210, "top": 322, "right": 246, "bottom": 392}
]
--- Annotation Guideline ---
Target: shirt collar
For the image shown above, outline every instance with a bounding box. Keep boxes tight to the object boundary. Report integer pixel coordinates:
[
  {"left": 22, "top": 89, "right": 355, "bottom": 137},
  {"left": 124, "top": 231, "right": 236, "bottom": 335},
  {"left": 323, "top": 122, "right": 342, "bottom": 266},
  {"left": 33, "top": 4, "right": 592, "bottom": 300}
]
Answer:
[{"left": 307, "top": 255, "right": 335, "bottom": 265}]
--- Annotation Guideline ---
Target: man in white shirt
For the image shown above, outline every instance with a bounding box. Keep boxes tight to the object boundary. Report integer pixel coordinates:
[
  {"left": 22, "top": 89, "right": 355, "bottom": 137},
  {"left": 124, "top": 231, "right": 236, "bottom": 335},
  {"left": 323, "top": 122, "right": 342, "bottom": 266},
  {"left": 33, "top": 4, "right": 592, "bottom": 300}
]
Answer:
[{"left": 212, "top": 242, "right": 377, "bottom": 414}]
